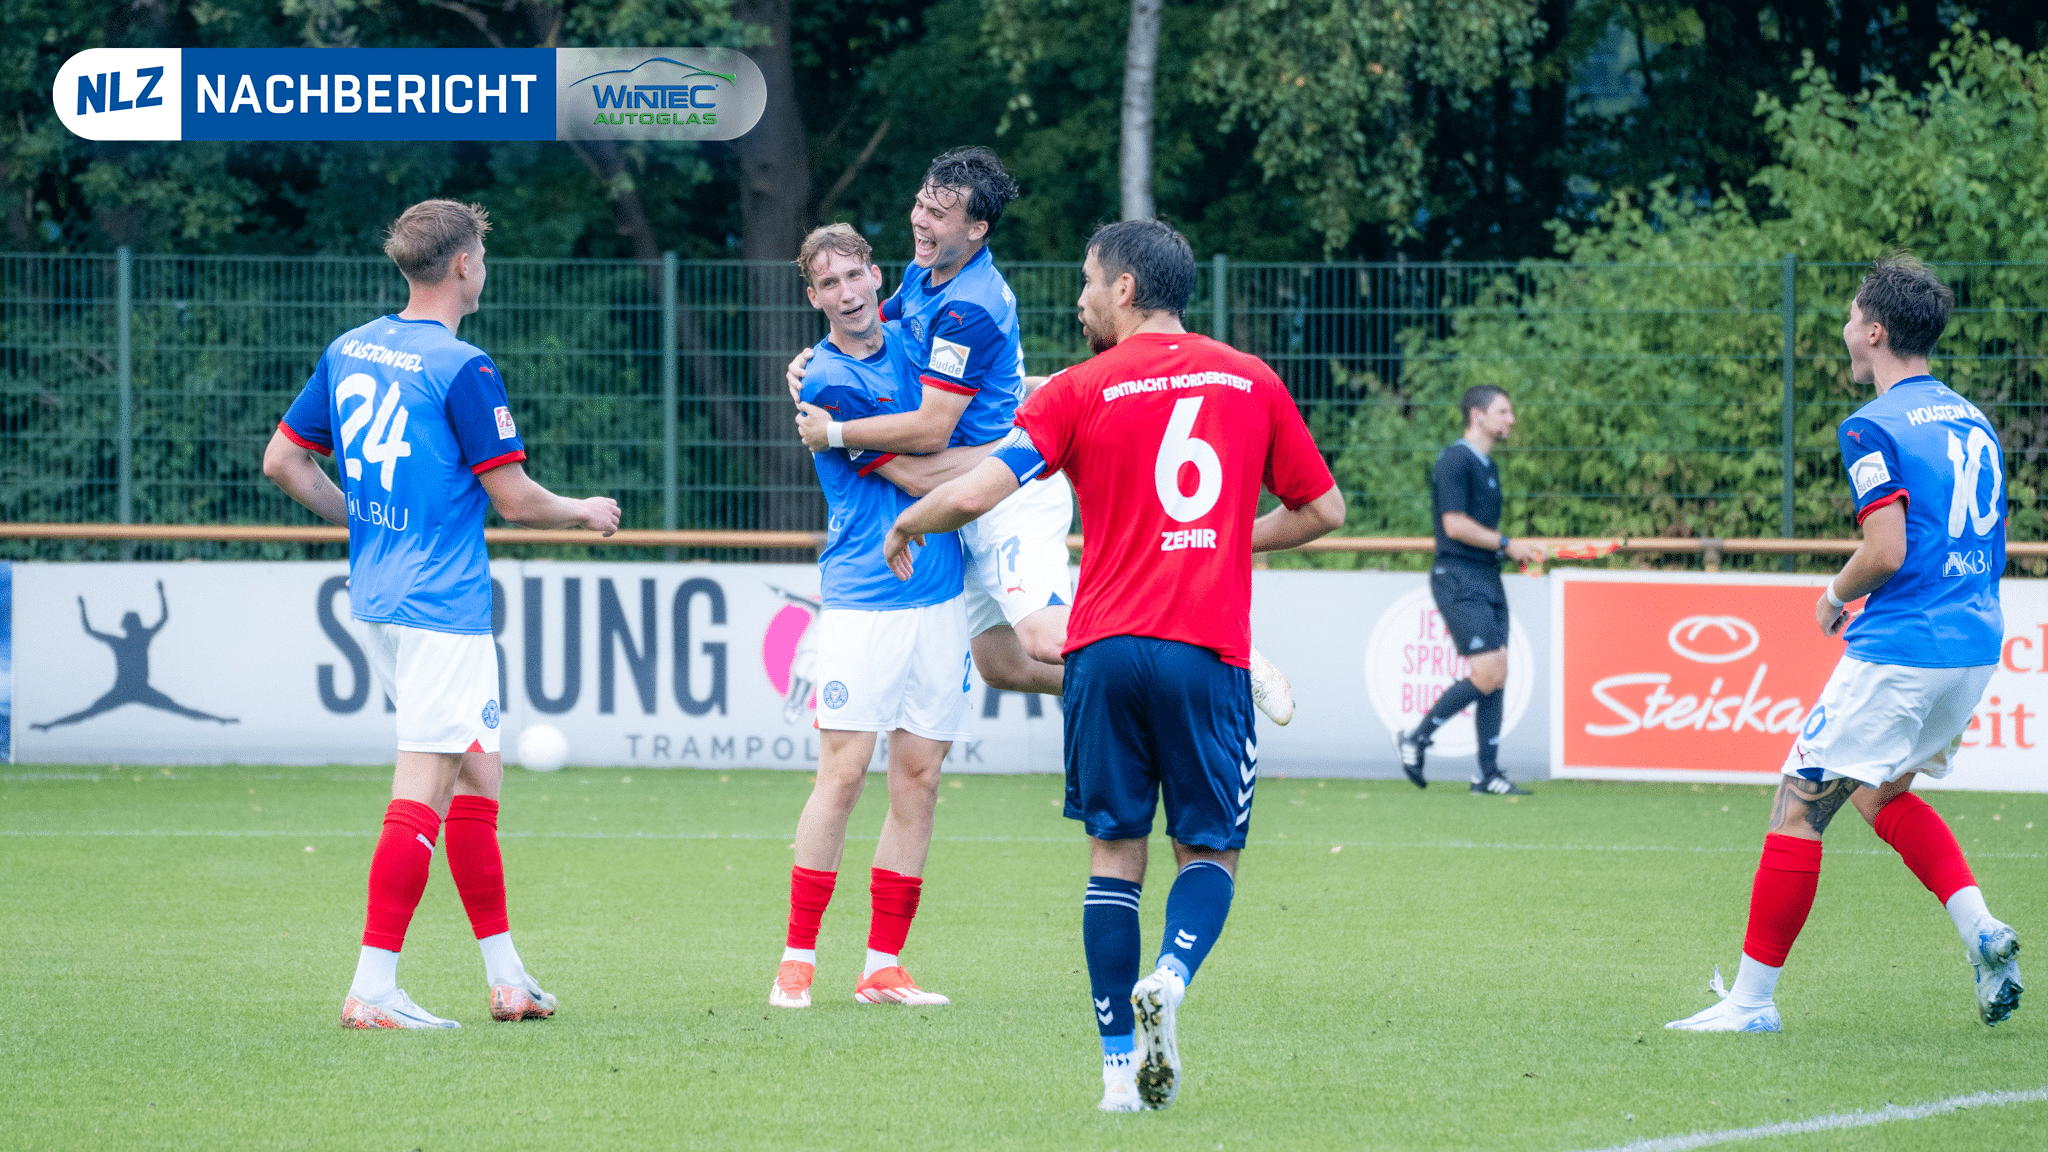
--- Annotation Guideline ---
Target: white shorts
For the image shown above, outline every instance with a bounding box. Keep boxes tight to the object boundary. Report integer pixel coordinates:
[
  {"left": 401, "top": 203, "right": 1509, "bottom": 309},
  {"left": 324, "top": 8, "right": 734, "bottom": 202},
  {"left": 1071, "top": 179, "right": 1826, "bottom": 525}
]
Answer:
[
  {"left": 815, "top": 597, "right": 974, "bottom": 742},
  {"left": 1780, "top": 656, "right": 1995, "bottom": 788},
  {"left": 364, "top": 622, "right": 504, "bottom": 755},
  {"left": 959, "top": 469, "right": 1075, "bottom": 637}
]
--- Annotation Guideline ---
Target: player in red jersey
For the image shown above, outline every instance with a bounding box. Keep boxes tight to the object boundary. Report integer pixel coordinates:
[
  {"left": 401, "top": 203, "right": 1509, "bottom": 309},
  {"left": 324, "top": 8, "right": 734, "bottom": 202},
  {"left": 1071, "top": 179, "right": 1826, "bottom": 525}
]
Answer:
[{"left": 884, "top": 220, "right": 1344, "bottom": 1111}]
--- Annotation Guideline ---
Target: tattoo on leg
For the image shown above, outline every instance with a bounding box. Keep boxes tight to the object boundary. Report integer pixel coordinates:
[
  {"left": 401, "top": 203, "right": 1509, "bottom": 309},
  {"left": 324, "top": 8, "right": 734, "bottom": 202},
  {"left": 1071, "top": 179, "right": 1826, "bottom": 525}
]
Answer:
[{"left": 1772, "top": 776, "right": 1859, "bottom": 835}]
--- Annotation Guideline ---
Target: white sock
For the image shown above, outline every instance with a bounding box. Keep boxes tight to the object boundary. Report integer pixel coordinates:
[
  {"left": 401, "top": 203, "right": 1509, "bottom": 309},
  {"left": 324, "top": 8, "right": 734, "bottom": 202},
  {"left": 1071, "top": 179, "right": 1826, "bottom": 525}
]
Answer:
[
  {"left": 478, "top": 932, "right": 527, "bottom": 987},
  {"left": 1728, "top": 953, "right": 1781, "bottom": 1009},
  {"left": 1103, "top": 1049, "right": 1136, "bottom": 1079},
  {"left": 864, "top": 949, "right": 897, "bottom": 978},
  {"left": 782, "top": 947, "right": 817, "bottom": 965},
  {"left": 1946, "top": 886, "right": 1996, "bottom": 942},
  {"left": 350, "top": 946, "right": 399, "bottom": 1002}
]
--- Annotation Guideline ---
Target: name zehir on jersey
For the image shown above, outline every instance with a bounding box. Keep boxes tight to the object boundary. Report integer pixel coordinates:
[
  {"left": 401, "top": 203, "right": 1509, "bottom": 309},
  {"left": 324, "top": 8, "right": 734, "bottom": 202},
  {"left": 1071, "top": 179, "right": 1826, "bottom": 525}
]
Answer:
[
  {"left": 1159, "top": 528, "right": 1218, "bottom": 552},
  {"left": 1101, "top": 370, "right": 1253, "bottom": 403}
]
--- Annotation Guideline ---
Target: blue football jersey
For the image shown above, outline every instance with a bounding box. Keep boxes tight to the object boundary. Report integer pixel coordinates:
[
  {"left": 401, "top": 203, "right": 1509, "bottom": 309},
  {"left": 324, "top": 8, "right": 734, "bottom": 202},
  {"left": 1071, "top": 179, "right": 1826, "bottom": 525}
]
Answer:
[
  {"left": 802, "top": 329, "right": 964, "bottom": 610},
  {"left": 1837, "top": 375, "right": 2005, "bottom": 668},
  {"left": 880, "top": 246, "right": 1026, "bottom": 447},
  {"left": 280, "top": 316, "right": 525, "bottom": 635}
]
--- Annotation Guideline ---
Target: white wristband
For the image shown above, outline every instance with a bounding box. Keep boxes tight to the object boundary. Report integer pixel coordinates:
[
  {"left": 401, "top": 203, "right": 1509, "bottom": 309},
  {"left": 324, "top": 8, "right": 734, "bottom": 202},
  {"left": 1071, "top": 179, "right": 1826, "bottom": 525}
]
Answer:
[
  {"left": 826, "top": 421, "right": 845, "bottom": 450},
  {"left": 1824, "top": 582, "right": 1846, "bottom": 609}
]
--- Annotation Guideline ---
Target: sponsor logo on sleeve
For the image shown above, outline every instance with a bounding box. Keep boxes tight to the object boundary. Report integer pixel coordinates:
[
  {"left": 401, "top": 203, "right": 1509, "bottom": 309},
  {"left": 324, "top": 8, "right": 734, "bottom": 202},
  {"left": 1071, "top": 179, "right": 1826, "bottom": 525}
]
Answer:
[
  {"left": 1848, "top": 450, "right": 1890, "bottom": 497},
  {"left": 494, "top": 406, "right": 517, "bottom": 439},
  {"left": 929, "top": 337, "right": 971, "bottom": 379}
]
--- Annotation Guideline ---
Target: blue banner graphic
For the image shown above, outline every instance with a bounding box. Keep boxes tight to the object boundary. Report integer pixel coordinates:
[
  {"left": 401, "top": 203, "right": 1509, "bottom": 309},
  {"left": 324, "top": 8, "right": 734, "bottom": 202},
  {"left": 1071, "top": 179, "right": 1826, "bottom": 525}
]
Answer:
[{"left": 54, "top": 47, "right": 765, "bottom": 142}]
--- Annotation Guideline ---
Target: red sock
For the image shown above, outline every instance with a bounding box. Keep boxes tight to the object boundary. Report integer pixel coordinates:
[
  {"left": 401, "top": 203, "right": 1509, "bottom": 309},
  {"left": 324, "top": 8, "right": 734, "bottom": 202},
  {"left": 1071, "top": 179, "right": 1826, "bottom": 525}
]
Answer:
[
  {"left": 1742, "top": 833, "right": 1823, "bottom": 967},
  {"left": 787, "top": 866, "right": 837, "bottom": 950},
  {"left": 362, "top": 799, "right": 441, "bottom": 952},
  {"left": 868, "top": 868, "right": 923, "bottom": 956},
  {"left": 1873, "top": 793, "right": 1977, "bottom": 903},
  {"left": 444, "top": 795, "right": 509, "bottom": 939}
]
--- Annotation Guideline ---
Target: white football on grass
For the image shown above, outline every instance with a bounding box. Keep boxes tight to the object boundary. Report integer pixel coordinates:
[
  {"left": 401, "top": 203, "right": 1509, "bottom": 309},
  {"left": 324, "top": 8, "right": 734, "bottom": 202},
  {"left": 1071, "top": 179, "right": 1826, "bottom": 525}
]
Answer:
[{"left": 517, "top": 724, "right": 568, "bottom": 773}]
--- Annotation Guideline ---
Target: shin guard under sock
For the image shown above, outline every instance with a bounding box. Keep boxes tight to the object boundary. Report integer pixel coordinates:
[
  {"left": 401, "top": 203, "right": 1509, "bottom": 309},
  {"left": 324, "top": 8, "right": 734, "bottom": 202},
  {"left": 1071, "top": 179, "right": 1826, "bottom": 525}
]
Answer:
[
  {"left": 1475, "top": 688, "right": 1504, "bottom": 774},
  {"left": 1873, "top": 793, "right": 1977, "bottom": 904},
  {"left": 443, "top": 795, "right": 510, "bottom": 940},
  {"left": 867, "top": 868, "right": 922, "bottom": 957},
  {"left": 1742, "top": 833, "right": 1823, "bottom": 968},
  {"left": 1158, "top": 860, "right": 1235, "bottom": 985},
  {"left": 362, "top": 798, "right": 441, "bottom": 952},
  {"left": 1083, "top": 876, "right": 1142, "bottom": 1039},
  {"left": 786, "top": 866, "right": 837, "bottom": 950}
]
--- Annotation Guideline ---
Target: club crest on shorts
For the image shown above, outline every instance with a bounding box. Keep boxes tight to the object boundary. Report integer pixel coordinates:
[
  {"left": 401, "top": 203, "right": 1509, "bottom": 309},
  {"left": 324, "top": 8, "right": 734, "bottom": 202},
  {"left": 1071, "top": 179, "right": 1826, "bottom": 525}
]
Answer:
[
  {"left": 482, "top": 699, "right": 500, "bottom": 729},
  {"left": 822, "top": 680, "right": 849, "bottom": 709}
]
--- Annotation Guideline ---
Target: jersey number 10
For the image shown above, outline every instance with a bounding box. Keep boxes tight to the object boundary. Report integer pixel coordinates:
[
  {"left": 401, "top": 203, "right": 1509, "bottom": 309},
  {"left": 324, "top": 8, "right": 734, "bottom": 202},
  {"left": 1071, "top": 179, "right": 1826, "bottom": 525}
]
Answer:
[
  {"left": 337, "top": 373, "right": 414, "bottom": 492},
  {"left": 1947, "top": 427, "right": 2002, "bottom": 539}
]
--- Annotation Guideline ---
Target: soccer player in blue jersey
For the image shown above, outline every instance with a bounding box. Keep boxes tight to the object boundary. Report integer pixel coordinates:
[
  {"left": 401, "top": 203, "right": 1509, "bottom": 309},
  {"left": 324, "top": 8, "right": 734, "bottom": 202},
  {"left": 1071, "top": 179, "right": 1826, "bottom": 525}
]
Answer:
[
  {"left": 1668, "top": 254, "right": 2021, "bottom": 1033},
  {"left": 788, "top": 147, "right": 1296, "bottom": 722},
  {"left": 769, "top": 224, "right": 976, "bottom": 1011},
  {"left": 262, "top": 200, "right": 620, "bottom": 1029}
]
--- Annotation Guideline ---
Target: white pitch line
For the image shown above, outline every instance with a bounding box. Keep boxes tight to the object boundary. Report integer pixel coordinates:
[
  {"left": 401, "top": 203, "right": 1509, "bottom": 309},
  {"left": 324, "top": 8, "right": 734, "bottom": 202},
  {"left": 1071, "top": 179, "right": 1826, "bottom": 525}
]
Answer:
[
  {"left": 0, "top": 828, "right": 2042, "bottom": 859},
  {"left": 1578, "top": 1087, "right": 2048, "bottom": 1152}
]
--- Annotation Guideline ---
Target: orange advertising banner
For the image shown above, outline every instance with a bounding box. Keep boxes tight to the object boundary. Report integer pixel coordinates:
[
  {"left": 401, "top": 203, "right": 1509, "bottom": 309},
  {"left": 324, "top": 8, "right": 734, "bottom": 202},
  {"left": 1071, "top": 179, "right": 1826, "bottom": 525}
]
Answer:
[{"left": 1551, "top": 570, "right": 1845, "bottom": 780}]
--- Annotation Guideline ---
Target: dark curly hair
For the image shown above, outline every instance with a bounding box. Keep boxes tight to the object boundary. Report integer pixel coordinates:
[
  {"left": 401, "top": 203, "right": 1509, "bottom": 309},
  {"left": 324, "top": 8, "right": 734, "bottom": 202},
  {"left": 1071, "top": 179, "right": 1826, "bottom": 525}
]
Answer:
[{"left": 922, "top": 147, "right": 1021, "bottom": 234}]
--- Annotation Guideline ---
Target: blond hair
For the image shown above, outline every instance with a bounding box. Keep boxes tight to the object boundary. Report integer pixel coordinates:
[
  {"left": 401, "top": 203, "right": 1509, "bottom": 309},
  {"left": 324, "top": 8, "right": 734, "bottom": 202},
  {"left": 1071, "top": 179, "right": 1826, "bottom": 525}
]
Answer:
[
  {"left": 795, "top": 223, "right": 872, "bottom": 286},
  {"left": 383, "top": 200, "right": 491, "bottom": 283}
]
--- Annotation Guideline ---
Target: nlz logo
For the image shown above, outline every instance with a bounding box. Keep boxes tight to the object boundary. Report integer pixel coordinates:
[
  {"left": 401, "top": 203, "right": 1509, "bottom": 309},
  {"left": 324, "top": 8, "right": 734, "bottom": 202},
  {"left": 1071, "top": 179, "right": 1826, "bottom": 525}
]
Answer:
[
  {"left": 76, "top": 67, "right": 166, "bottom": 116},
  {"left": 570, "top": 57, "right": 728, "bottom": 127},
  {"left": 1943, "top": 550, "right": 1991, "bottom": 578}
]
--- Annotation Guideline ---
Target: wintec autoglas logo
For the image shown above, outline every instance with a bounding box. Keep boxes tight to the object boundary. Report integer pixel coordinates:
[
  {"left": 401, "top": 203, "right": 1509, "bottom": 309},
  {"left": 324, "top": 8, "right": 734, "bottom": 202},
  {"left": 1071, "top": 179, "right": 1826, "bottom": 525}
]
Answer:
[{"left": 572, "top": 57, "right": 731, "bottom": 129}]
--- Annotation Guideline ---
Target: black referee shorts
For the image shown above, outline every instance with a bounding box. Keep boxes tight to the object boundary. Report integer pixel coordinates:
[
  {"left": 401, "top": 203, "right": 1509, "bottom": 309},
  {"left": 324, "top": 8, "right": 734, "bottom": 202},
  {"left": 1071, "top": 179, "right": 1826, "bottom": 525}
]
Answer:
[{"left": 1429, "top": 560, "right": 1509, "bottom": 657}]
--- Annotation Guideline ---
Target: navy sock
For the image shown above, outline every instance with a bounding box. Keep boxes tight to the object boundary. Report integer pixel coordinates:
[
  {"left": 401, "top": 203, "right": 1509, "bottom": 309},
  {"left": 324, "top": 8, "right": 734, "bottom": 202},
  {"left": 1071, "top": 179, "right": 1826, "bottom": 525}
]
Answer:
[
  {"left": 1475, "top": 688, "right": 1503, "bottom": 774},
  {"left": 1083, "top": 876, "right": 1142, "bottom": 1045},
  {"left": 1157, "top": 860, "right": 1235, "bottom": 985},
  {"left": 1416, "top": 678, "right": 1482, "bottom": 738}
]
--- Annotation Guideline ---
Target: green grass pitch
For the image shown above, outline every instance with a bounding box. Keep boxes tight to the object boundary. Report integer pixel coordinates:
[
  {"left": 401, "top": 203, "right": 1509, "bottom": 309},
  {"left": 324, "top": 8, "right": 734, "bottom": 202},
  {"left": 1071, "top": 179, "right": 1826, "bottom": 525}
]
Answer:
[{"left": 4, "top": 766, "right": 2046, "bottom": 1150}]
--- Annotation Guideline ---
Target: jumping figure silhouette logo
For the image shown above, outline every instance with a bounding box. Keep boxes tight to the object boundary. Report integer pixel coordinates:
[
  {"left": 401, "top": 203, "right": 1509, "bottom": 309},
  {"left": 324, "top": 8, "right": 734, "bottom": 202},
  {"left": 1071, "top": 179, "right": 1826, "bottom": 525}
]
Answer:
[{"left": 32, "top": 581, "right": 238, "bottom": 731}]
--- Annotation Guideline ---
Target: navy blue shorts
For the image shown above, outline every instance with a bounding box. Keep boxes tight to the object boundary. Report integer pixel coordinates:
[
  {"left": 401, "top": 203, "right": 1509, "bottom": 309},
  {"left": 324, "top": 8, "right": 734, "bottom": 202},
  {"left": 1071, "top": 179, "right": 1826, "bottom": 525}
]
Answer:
[{"left": 1062, "top": 635, "right": 1257, "bottom": 850}]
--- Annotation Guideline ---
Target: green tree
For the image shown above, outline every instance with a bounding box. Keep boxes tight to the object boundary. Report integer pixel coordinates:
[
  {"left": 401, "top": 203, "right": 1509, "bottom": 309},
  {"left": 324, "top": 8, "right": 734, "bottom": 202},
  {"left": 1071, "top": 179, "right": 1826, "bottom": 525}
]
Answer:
[{"left": 1331, "top": 31, "right": 2048, "bottom": 561}]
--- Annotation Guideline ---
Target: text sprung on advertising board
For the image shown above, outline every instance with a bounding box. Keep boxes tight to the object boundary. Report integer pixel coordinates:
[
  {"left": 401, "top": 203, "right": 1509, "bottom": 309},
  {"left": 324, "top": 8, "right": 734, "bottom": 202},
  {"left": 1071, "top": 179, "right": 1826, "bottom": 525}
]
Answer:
[
  {"left": 53, "top": 48, "right": 765, "bottom": 142},
  {"left": 1552, "top": 571, "right": 1843, "bottom": 781}
]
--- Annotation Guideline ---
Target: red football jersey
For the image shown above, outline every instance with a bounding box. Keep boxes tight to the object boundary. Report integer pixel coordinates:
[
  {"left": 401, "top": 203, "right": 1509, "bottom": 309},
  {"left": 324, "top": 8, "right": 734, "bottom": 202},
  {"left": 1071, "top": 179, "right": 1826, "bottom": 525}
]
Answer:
[{"left": 1013, "top": 331, "right": 1335, "bottom": 667}]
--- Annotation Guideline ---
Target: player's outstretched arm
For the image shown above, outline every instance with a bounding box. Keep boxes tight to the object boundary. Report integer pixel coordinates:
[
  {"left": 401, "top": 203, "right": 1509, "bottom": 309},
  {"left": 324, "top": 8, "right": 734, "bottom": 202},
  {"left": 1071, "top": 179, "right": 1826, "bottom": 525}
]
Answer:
[
  {"left": 869, "top": 441, "right": 1001, "bottom": 497},
  {"left": 478, "top": 463, "right": 621, "bottom": 535},
  {"left": 796, "top": 386, "right": 972, "bottom": 456},
  {"left": 1816, "top": 499, "right": 1907, "bottom": 635},
  {"left": 883, "top": 456, "right": 1021, "bottom": 580},
  {"left": 262, "top": 428, "right": 348, "bottom": 526},
  {"left": 1250, "top": 485, "right": 1347, "bottom": 554}
]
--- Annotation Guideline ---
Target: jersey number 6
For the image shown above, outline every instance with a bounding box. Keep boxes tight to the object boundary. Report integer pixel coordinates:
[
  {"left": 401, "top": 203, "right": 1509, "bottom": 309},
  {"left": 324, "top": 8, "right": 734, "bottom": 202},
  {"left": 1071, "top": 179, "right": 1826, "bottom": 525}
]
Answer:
[{"left": 1155, "top": 397, "right": 1222, "bottom": 522}]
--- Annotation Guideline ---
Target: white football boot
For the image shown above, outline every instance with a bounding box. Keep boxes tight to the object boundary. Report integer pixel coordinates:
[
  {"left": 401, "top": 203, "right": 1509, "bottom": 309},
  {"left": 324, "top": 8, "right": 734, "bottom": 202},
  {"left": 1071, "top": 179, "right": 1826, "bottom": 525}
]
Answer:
[
  {"left": 1131, "top": 967, "right": 1186, "bottom": 1108},
  {"left": 1969, "top": 922, "right": 2023, "bottom": 1026},
  {"left": 490, "top": 976, "right": 557, "bottom": 1021},
  {"left": 1665, "top": 967, "right": 1780, "bottom": 1033},
  {"left": 341, "top": 988, "right": 461, "bottom": 1029},
  {"left": 1098, "top": 1051, "right": 1143, "bottom": 1112},
  {"left": 1249, "top": 647, "right": 1294, "bottom": 726}
]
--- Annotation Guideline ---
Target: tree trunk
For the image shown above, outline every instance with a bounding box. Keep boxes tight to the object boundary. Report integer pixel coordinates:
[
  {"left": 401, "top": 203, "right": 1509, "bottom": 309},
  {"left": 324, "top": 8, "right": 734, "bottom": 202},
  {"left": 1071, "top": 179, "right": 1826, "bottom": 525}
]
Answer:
[
  {"left": 1120, "top": 0, "right": 1162, "bottom": 221},
  {"left": 732, "top": 0, "right": 819, "bottom": 536}
]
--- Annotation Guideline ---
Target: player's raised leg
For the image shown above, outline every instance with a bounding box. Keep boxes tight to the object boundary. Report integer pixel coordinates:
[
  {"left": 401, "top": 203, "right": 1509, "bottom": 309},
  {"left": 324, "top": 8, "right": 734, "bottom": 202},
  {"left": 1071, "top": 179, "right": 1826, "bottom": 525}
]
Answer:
[
  {"left": 775, "top": 728, "right": 876, "bottom": 1008},
  {"left": 343, "top": 747, "right": 462, "bottom": 1029},
  {"left": 1860, "top": 777, "right": 2022, "bottom": 1024},
  {"left": 443, "top": 750, "right": 554, "bottom": 1021},
  {"left": 855, "top": 729, "right": 952, "bottom": 1006}
]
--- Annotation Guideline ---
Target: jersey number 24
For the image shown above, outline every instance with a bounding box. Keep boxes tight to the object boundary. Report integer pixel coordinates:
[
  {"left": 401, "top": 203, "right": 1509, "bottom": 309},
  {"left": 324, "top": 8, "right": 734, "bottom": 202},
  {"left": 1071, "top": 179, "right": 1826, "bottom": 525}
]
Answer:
[{"left": 337, "top": 373, "right": 413, "bottom": 491}]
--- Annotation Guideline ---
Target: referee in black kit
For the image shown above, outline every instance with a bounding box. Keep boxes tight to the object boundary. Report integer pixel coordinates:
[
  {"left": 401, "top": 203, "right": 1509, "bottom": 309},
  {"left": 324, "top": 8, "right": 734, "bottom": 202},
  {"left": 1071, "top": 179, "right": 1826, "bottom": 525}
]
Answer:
[{"left": 1395, "top": 385, "right": 1546, "bottom": 795}]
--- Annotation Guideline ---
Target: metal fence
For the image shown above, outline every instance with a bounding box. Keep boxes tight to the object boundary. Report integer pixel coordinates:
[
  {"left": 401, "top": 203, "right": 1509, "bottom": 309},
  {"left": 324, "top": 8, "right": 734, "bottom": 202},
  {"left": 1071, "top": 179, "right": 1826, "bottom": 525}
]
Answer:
[{"left": 3, "top": 252, "right": 2043, "bottom": 566}]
